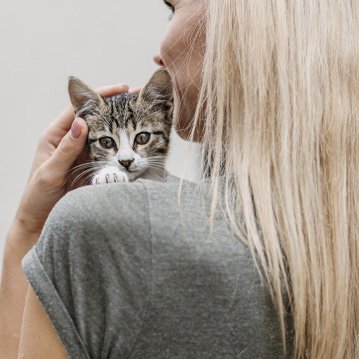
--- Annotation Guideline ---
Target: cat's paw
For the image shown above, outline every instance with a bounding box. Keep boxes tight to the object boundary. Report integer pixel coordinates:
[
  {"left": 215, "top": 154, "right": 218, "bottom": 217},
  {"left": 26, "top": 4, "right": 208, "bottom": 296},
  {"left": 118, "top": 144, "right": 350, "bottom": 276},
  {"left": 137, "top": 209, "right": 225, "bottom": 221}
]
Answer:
[{"left": 92, "top": 167, "right": 129, "bottom": 185}]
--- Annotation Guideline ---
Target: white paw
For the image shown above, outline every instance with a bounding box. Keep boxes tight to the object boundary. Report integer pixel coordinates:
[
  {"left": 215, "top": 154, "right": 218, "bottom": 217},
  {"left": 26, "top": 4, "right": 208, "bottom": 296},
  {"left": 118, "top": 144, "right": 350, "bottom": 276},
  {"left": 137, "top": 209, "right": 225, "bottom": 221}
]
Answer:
[{"left": 92, "top": 166, "right": 129, "bottom": 185}]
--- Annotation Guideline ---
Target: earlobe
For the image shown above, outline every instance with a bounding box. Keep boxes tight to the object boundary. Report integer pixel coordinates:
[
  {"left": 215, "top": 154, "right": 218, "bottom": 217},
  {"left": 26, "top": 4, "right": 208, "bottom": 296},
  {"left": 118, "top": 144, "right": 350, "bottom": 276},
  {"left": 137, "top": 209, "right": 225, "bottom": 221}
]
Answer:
[{"left": 68, "top": 76, "right": 105, "bottom": 115}]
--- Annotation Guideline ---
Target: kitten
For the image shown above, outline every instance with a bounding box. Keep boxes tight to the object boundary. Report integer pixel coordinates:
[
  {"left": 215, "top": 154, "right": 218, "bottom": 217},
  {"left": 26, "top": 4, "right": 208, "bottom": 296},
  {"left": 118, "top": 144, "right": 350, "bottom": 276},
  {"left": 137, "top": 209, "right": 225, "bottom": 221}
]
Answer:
[{"left": 68, "top": 68, "right": 173, "bottom": 185}]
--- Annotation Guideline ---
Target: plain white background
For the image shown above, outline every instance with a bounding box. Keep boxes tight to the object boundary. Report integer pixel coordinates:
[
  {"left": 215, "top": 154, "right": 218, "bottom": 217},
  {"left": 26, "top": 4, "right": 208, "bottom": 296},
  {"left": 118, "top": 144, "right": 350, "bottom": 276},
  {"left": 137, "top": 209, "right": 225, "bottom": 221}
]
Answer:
[{"left": 0, "top": 0, "right": 201, "bottom": 270}]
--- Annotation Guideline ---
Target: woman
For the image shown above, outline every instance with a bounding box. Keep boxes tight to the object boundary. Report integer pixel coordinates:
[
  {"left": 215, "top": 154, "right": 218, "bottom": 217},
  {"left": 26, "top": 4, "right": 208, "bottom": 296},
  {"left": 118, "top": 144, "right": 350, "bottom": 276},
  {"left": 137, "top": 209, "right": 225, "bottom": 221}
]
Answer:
[{"left": 1, "top": 0, "right": 358, "bottom": 358}]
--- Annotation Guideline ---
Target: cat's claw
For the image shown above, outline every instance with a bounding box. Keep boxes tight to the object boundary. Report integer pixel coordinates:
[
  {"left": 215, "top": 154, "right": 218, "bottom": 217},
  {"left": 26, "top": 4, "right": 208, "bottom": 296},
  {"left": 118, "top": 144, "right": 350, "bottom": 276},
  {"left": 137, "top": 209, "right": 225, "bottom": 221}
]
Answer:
[{"left": 92, "top": 167, "right": 129, "bottom": 185}]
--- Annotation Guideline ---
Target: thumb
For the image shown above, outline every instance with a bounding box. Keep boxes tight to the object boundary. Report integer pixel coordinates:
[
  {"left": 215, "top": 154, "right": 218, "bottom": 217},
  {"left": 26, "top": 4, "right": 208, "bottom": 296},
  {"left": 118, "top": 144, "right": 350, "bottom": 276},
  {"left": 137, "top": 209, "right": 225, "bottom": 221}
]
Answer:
[{"left": 48, "top": 117, "right": 88, "bottom": 174}]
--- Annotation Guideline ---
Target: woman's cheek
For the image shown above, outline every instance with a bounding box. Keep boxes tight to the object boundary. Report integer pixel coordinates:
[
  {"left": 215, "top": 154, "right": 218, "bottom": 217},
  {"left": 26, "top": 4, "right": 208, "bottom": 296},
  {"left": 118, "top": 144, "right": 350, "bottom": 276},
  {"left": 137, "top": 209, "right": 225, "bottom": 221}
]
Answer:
[{"left": 160, "top": 25, "right": 184, "bottom": 70}]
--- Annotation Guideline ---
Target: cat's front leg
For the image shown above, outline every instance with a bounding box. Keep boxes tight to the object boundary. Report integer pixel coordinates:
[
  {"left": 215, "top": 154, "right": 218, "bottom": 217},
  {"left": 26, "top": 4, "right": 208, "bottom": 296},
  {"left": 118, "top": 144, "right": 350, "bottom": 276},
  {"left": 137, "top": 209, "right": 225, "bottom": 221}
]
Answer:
[{"left": 92, "top": 166, "right": 129, "bottom": 185}]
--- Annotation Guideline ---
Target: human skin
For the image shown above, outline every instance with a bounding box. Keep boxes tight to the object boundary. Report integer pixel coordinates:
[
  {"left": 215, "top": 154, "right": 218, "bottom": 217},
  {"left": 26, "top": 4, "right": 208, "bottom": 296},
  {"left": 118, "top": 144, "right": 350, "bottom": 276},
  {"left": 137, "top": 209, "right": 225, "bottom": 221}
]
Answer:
[
  {"left": 0, "top": 85, "right": 129, "bottom": 358},
  {"left": 155, "top": 0, "right": 205, "bottom": 141},
  {"left": 0, "top": 0, "right": 206, "bottom": 357}
]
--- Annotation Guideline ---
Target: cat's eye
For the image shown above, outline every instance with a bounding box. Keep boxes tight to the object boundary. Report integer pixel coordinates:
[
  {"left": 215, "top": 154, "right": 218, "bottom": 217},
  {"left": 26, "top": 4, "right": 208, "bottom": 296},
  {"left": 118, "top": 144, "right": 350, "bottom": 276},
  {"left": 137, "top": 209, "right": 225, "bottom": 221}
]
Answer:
[
  {"left": 135, "top": 132, "right": 151, "bottom": 145},
  {"left": 99, "top": 137, "right": 116, "bottom": 149}
]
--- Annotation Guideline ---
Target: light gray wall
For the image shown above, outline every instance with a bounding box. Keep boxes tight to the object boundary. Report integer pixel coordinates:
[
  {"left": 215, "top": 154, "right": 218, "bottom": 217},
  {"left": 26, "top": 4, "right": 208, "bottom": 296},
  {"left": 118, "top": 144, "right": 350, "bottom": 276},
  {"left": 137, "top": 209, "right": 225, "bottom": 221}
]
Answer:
[{"left": 0, "top": 0, "right": 199, "bottom": 270}]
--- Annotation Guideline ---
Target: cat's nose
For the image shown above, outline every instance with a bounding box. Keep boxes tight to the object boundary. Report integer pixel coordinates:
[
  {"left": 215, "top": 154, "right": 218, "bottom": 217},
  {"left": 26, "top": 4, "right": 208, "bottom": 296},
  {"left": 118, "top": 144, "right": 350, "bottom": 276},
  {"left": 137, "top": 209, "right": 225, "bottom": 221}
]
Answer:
[{"left": 119, "top": 159, "right": 134, "bottom": 169}]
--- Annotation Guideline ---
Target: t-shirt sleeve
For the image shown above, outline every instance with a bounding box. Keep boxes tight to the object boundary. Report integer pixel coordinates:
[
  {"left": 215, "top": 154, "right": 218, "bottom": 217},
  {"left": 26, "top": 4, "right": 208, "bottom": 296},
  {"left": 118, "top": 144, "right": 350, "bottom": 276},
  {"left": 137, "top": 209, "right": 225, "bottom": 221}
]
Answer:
[{"left": 22, "top": 182, "right": 151, "bottom": 359}]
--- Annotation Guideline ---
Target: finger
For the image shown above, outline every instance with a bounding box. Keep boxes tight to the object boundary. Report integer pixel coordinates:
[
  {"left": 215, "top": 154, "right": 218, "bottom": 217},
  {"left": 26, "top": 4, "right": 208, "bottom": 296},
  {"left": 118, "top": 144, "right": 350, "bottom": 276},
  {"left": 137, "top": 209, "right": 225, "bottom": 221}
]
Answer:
[
  {"left": 96, "top": 83, "right": 129, "bottom": 97},
  {"left": 49, "top": 83, "right": 129, "bottom": 139},
  {"left": 46, "top": 117, "right": 88, "bottom": 176},
  {"left": 129, "top": 87, "right": 142, "bottom": 94}
]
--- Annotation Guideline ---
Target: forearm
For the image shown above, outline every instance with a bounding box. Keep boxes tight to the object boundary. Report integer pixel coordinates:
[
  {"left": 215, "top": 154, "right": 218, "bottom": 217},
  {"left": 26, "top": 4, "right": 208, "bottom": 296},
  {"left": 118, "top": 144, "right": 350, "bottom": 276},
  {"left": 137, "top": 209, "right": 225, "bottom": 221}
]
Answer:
[
  {"left": 0, "top": 83, "right": 125, "bottom": 359},
  {"left": 0, "top": 220, "right": 39, "bottom": 358}
]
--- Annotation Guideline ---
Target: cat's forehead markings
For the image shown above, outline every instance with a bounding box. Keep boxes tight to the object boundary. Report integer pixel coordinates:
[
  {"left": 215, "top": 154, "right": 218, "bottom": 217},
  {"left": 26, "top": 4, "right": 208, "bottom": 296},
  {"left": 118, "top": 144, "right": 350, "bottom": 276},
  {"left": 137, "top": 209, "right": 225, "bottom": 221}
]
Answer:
[
  {"left": 122, "top": 102, "right": 135, "bottom": 129},
  {"left": 126, "top": 117, "right": 137, "bottom": 131},
  {"left": 107, "top": 95, "right": 133, "bottom": 128},
  {"left": 105, "top": 123, "right": 112, "bottom": 134},
  {"left": 118, "top": 129, "right": 130, "bottom": 150},
  {"left": 106, "top": 100, "right": 119, "bottom": 122}
]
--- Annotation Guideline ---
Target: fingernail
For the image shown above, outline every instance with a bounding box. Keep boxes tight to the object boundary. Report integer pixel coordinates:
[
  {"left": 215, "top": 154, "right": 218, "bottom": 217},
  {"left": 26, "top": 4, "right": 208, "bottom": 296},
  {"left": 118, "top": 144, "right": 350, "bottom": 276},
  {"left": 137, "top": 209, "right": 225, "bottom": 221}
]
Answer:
[{"left": 71, "top": 118, "right": 82, "bottom": 139}]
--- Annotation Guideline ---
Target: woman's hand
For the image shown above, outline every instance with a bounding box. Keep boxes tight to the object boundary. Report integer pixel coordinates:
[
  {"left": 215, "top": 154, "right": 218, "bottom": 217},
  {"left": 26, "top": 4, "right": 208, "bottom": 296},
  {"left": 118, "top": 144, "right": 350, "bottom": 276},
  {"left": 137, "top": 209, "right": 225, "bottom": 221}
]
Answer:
[
  {"left": 0, "top": 83, "right": 130, "bottom": 359},
  {"left": 14, "top": 83, "right": 129, "bottom": 238}
]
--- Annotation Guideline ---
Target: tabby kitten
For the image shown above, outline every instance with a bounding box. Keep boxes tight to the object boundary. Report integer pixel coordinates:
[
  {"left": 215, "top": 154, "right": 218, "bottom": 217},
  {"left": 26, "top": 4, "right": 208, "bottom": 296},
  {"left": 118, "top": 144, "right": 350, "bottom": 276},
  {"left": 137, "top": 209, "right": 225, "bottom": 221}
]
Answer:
[{"left": 68, "top": 68, "right": 173, "bottom": 185}]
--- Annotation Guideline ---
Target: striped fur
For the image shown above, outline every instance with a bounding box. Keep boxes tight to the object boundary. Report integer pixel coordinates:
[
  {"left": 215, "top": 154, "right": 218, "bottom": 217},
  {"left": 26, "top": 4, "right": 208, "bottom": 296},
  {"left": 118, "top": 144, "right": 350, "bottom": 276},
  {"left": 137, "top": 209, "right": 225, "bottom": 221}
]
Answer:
[{"left": 68, "top": 69, "right": 173, "bottom": 184}]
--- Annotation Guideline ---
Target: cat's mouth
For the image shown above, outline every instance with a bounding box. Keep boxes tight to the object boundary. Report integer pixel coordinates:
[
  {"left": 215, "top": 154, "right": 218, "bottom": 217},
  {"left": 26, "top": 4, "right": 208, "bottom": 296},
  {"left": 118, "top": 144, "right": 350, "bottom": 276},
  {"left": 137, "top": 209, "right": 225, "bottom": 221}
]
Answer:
[
  {"left": 115, "top": 161, "right": 150, "bottom": 176},
  {"left": 120, "top": 166, "right": 143, "bottom": 174}
]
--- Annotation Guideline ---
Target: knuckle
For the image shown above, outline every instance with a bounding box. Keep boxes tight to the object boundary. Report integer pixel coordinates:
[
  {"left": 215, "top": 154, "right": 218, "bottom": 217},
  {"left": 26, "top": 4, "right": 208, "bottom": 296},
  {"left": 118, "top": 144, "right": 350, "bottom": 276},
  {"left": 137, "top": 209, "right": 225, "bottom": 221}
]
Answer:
[{"left": 58, "top": 136, "right": 73, "bottom": 155}]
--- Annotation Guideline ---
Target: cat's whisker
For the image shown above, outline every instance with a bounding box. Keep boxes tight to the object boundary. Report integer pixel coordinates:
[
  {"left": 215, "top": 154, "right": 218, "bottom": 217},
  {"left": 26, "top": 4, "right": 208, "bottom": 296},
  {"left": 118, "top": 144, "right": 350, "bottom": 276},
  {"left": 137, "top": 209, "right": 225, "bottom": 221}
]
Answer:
[
  {"left": 145, "top": 165, "right": 166, "bottom": 172},
  {"left": 68, "top": 167, "right": 104, "bottom": 183},
  {"left": 70, "top": 169, "right": 98, "bottom": 187},
  {"left": 144, "top": 169, "right": 166, "bottom": 181},
  {"left": 73, "top": 167, "right": 97, "bottom": 178},
  {"left": 69, "top": 70, "right": 173, "bottom": 183},
  {"left": 146, "top": 158, "right": 166, "bottom": 164},
  {"left": 143, "top": 166, "right": 165, "bottom": 172},
  {"left": 140, "top": 163, "right": 165, "bottom": 169},
  {"left": 146, "top": 162, "right": 165, "bottom": 165},
  {"left": 74, "top": 175, "right": 93, "bottom": 188},
  {"left": 73, "top": 161, "right": 110, "bottom": 169},
  {"left": 68, "top": 161, "right": 110, "bottom": 175},
  {"left": 146, "top": 157, "right": 166, "bottom": 162},
  {"left": 81, "top": 172, "right": 98, "bottom": 186},
  {"left": 147, "top": 155, "right": 167, "bottom": 160},
  {"left": 69, "top": 164, "right": 111, "bottom": 187},
  {"left": 146, "top": 165, "right": 166, "bottom": 168},
  {"left": 75, "top": 171, "right": 100, "bottom": 187},
  {"left": 147, "top": 161, "right": 166, "bottom": 164}
]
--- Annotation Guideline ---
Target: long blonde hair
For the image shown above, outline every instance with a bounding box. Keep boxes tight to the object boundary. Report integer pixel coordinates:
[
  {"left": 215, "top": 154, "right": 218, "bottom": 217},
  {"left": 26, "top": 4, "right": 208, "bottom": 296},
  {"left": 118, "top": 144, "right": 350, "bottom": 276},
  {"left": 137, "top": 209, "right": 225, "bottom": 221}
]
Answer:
[{"left": 193, "top": 1, "right": 359, "bottom": 357}]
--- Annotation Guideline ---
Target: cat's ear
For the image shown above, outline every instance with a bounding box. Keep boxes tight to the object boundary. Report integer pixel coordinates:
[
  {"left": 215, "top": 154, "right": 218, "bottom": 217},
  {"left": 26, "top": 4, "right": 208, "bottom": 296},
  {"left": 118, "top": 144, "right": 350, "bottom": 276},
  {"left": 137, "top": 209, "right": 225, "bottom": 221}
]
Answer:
[
  {"left": 138, "top": 68, "right": 173, "bottom": 105},
  {"left": 68, "top": 76, "right": 105, "bottom": 114}
]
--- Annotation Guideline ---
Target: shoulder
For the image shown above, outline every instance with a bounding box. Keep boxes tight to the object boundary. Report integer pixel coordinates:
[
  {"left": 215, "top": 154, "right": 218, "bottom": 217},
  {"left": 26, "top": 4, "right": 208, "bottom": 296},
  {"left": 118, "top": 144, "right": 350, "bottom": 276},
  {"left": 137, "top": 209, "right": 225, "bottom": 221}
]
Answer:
[
  {"left": 35, "top": 181, "right": 154, "bottom": 268},
  {"left": 24, "top": 182, "right": 154, "bottom": 358},
  {"left": 59, "top": 180, "right": 149, "bottom": 215},
  {"left": 51, "top": 177, "right": 189, "bottom": 220},
  {"left": 46, "top": 181, "right": 150, "bottom": 233}
]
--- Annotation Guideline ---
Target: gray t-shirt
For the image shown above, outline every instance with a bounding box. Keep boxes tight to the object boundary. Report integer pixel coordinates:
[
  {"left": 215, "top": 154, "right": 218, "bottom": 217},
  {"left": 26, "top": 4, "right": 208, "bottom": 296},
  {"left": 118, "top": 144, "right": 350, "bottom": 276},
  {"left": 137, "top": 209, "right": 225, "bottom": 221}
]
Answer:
[{"left": 22, "top": 176, "right": 286, "bottom": 358}]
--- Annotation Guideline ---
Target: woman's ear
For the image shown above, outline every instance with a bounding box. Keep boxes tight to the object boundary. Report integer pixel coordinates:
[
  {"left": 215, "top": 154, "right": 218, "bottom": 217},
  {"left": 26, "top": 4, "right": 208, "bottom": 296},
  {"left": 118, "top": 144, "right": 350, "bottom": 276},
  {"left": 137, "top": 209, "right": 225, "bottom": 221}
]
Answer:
[
  {"left": 138, "top": 68, "right": 173, "bottom": 105},
  {"left": 68, "top": 76, "right": 105, "bottom": 115}
]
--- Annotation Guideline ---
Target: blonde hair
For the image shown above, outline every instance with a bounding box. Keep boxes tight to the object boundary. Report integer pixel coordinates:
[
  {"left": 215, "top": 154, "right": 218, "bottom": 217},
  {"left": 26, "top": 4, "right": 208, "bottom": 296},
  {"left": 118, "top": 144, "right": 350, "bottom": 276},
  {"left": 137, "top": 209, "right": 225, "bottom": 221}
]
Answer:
[{"left": 193, "top": 1, "right": 359, "bottom": 357}]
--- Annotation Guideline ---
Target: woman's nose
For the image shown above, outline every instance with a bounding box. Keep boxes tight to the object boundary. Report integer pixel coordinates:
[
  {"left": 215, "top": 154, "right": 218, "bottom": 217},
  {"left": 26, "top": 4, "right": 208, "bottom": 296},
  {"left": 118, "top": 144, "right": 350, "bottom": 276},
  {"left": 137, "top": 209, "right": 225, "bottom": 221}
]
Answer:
[{"left": 153, "top": 54, "right": 165, "bottom": 66}]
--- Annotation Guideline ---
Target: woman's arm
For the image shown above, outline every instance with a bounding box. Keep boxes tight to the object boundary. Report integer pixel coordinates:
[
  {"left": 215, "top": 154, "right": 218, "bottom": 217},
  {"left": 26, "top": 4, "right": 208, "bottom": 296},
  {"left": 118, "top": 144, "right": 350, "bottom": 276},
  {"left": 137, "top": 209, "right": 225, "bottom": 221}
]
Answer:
[
  {"left": 18, "top": 286, "right": 68, "bottom": 359},
  {"left": 0, "top": 226, "right": 39, "bottom": 357},
  {"left": 0, "top": 83, "right": 129, "bottom": 358}
]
